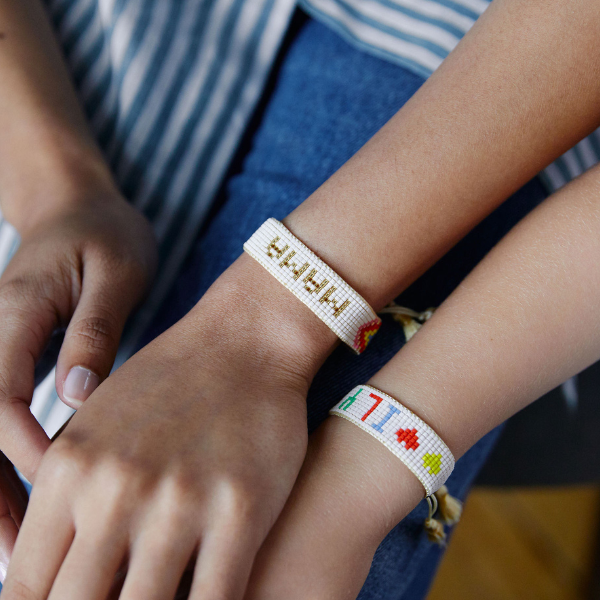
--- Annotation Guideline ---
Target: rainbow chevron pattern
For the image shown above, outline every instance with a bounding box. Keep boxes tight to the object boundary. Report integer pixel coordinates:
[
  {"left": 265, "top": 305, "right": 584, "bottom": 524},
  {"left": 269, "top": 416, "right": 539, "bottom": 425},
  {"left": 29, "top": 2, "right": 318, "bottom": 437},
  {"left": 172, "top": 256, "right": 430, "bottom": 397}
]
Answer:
[{"left": 353, "top": 319, "right": 382, "bottom": 353}]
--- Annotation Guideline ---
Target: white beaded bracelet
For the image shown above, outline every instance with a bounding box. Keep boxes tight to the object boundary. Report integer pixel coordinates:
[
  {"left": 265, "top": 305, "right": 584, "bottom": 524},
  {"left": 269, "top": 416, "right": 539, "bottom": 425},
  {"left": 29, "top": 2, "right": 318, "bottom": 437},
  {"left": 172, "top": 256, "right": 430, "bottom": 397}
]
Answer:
[
  {"left": 243, "top": 219, "right": 381, "bottom": 354},
  {"left": 330, "top": 385, "right": 455, "bottom": 496}
]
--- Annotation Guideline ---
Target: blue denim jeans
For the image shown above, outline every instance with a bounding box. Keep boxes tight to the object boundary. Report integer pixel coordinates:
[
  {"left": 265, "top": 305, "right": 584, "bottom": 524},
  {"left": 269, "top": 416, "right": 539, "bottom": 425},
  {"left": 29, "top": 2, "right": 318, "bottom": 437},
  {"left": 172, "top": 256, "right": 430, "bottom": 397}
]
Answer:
[{"left": 142, "top": 15, "right": 548, "bottom": 600}]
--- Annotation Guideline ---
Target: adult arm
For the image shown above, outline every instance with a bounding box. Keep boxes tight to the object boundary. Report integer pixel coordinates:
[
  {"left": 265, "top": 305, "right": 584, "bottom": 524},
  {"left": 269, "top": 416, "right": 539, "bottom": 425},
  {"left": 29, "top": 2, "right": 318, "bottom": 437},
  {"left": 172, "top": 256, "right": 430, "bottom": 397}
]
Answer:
[
  {"left": 284, "top": 0, "right": 600, "bottom": 309},
  {"left": 0, "top": 0, "right": 117, "bottom": 228},
  {"left": 0, "top": 0, "right": 156, "bottom": 568},
  {"left": 3, "top": 0, "right": 600, "bottom": 597},
  {"left": 246, "top": 154, "right": 600, "bottom": 600}
]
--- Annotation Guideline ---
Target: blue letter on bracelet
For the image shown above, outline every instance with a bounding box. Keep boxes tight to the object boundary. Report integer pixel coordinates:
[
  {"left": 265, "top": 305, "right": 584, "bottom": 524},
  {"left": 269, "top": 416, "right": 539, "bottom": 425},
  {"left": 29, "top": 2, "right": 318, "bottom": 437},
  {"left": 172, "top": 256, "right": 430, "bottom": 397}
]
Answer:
[{"left": 370, "top": 404, "right": 400, "bottom": 432}]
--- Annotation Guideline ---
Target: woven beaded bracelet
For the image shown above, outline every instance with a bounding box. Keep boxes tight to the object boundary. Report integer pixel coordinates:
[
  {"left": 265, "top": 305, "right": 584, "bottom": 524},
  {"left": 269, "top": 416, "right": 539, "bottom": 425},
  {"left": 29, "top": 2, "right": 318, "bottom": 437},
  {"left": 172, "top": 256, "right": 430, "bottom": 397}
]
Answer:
[
  {"left": 329, "top": 385, "right": 455, "bottom": 497},
  {"left": 243, "top": 219, "right": 381, "bottom": 354}
]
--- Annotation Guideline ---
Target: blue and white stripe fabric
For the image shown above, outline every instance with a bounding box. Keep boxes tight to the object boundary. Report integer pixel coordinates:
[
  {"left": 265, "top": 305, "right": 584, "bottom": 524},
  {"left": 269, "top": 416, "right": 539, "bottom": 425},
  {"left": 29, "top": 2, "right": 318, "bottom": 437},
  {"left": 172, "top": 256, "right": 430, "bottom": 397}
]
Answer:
[
  {"left": 301, "top": 0, "right": 488, "bottom": 78},
  {"left": 3, "top": 0, "right": 297, "bottom": 435},
  {"left": 0, "top": 0, "right": 596, "bottom": 434}
]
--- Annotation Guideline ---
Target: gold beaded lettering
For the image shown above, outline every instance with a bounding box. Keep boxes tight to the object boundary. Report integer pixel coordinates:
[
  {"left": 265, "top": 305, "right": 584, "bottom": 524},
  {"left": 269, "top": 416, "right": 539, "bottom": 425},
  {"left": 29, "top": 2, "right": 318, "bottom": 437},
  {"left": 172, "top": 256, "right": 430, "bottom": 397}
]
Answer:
[
  {"left": 244, "top": 220, "right": 382, "bottom": 353},
  {"left": 292, "top": 262, "right": 309, "bottom": 280},
  {"left": 333, "top": 299, "right": 351, "bottom": 318},
  {"left": 320, "top": 286, "right": 351, "bottom": 317},
  {"left": 302, "top": 269, "right": 329, "bottom": 294},
  {"left": 266, "top": 236, "right": 289, "bottom": 260},
  {"left": 320, "top": 286, "right": 337, "bottom": 304},
  {"left": 279, "top": 250, "right": 310, "bottom": 280},
  {"left": 278, "top": 250, "right": 297, "bottom": 268}
]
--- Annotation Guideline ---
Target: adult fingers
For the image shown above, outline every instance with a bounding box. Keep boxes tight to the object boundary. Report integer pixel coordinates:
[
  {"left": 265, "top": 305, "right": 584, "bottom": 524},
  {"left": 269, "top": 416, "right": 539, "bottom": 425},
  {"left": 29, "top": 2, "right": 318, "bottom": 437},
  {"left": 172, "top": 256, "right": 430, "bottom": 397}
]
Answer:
[
  {"left": 46, "top": 529, "right": 128, "bottom": 600},
  {"left": 16, "top": 456, "right": 198, "bottom": 600},
  {"left": 0, "top": 457, "right": 28, "bottom": 527},
  {"left": 106, "top": 569, "right": 128, "bottom": 600},
  {"left": 0, "top": 401, "right": 49, "bottom": 484},
  {"left": 189, "top": 522, "right": 259, "bottom": 600},
  {"left": 1, "top": 475, "right": 74, "bottom": 599},
  {"left": 0, "top": 273, "right": 64, "bottom": 479},
  {"left": 118, "top": 483, "right": 201, "bottom": 600},
  {"left": 0, "top": 448, "right": 32, "bottom": 577},
  {"left": 56, "top": 253, "right": 148, "bottom": 409},
  {"left": 118, "top": 527, "right": 198, "bottom": 600},
  {"left": 47, "top": 468, "right": 132, "bottom": 600},
  {"left": 0, "top": 459, "right": 30, "bottom": 582}
]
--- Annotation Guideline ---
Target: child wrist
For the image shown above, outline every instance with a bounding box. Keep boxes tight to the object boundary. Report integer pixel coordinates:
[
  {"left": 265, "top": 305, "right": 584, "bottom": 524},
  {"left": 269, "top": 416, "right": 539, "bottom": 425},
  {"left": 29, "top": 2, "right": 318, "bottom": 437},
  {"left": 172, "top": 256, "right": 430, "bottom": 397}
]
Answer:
[
  {"left": 330, "top": 385, "right": 455, "bottom": 497},
  {"left": 328, "top": 385, "right": 463, "bottom": 545},
  {"left": 314, "top": 417, "right": 424, "bottom": 539}
]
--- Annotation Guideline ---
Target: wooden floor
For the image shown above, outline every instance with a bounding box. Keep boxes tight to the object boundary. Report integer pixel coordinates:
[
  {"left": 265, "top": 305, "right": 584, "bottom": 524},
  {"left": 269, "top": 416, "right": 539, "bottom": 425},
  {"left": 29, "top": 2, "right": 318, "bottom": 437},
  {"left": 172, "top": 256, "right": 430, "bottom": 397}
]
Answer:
[{"left": 427, "top": 486, "right": 600, "bottom": 600}]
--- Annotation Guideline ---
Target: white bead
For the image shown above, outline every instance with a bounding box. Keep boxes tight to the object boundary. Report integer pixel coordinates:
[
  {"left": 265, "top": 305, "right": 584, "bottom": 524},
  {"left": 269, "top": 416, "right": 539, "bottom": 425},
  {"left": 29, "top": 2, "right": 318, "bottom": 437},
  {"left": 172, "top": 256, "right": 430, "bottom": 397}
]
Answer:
[
  {"left": 330, "top": 385, "right": 455, "bottom": 496},
  {"left": 243, "top": 219, "right": 381, "bottom": 353}
]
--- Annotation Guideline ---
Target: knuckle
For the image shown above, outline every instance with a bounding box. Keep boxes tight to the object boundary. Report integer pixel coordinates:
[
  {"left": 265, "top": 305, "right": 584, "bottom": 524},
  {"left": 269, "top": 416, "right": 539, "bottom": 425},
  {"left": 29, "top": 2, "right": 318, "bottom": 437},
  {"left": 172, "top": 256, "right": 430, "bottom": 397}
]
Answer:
[
  {"left": 0, "top": 264, "right": 73, "bottom": 311},
  {"left": 69, "top": 312, "right": 117, "bottom": 353},
  {"left": 102, "top": 456, "right": 142, "bottom": 488},
  {"left": 0, "top": 277, "right": 29, "bottom": 309},
  {"left": 0, "top": 273, "right": 49, "bottom": 306},
  {"left": 159, "top": 474, "right": 203, "bottom": 516},
  {"left": 96, "top": 475, "right": 134, "bottom": 516},
  {"left": 39, "top": 437, "right": 89, "bottom": 483},
  {"left": 217, "top": 479, "right": 260, "bottom": 526},
  {"left": 0, "top": 279, "right": 46, "bottom": 328},
  {"left": 96, "top": 456, "right": 154, "bottom": 509},
  {"left": 0, "top": 375, "right": 17, "bottom": 403},
  {"left": 0, "top": 270, "right": 73, "bottom": 341}
]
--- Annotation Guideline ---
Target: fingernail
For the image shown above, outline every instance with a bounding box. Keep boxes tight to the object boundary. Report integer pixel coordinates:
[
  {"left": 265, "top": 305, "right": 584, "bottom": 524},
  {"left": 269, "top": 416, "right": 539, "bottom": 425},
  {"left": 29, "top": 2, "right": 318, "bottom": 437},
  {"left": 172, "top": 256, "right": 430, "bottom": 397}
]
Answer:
[
  {"left": 0, "top": 560, "right": 7, "bottom": 584},
  {"left": 63, "top": 366, "right": 100, "bottom": 408}
]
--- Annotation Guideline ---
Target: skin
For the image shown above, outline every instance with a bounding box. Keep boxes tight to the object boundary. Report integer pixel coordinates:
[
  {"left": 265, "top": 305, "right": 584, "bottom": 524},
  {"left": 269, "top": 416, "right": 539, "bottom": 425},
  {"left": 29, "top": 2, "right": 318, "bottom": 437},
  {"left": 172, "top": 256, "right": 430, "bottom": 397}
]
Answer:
[
  {"left": 0, "top": 0, "right": 600, "bottom": 598},
  {"left": 0, "top": 0, "right": 158, "bottom": 568},
  {"left": 245, "top": 162, "right": 600, "bottom": 599}
]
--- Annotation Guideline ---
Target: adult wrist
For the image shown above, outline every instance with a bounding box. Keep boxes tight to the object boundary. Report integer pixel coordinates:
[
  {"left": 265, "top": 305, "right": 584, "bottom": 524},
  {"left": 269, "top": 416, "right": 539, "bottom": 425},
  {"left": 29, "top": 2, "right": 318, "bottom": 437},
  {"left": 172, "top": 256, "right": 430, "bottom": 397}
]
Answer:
[
  {"left": 192, "top": 252, "right": 340, "bottom": 385},
  {"left": 243, "top": 218, "right": 382, "bottom": 354},
  {"left": 0, "top": 125, "right": 117, "bottom": 236}
]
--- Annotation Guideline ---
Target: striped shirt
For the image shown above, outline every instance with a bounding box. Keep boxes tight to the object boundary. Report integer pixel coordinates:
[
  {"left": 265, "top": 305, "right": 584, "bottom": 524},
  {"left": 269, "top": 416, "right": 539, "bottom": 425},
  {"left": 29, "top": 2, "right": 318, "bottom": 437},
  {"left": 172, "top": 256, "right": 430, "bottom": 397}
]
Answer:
[{"left": 0, "top": 0, "right": 594, "bottom": 434}]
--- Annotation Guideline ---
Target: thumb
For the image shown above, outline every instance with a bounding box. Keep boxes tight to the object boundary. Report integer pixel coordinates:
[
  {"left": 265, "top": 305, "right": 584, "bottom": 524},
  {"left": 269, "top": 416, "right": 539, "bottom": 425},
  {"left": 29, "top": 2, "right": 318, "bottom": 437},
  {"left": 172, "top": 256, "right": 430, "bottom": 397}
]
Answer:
[{"left": 56, "top": 264, "right": 144, "bottom": 409}]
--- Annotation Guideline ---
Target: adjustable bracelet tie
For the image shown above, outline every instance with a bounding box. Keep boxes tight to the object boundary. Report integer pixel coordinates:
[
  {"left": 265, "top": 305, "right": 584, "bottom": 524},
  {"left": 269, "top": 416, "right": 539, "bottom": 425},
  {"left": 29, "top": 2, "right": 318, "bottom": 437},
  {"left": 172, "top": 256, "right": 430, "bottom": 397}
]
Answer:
[
  {"left": 243, "top": 219, "right": 381, "bottom": 353},
  {"left": 329, "top": 385, "right": 454, "bottom": 496}
]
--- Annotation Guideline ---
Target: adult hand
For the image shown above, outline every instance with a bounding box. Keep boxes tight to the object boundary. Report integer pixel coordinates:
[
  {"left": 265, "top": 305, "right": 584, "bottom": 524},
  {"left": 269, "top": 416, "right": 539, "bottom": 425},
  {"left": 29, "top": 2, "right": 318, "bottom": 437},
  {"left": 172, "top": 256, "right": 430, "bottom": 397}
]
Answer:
[
  {"left": 0, "top": 186, "right": 157, "bottom": 572},
  {"left": 1, "top": 254, "right": 337, "bottom": 600}
]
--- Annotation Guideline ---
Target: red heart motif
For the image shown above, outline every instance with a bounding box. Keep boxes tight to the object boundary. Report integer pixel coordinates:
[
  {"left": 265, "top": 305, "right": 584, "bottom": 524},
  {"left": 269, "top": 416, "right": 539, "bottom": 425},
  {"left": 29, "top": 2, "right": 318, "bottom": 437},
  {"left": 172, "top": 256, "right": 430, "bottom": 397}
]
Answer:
[{"left": 396, "top": 428, "right": 419, "bottom": 450}]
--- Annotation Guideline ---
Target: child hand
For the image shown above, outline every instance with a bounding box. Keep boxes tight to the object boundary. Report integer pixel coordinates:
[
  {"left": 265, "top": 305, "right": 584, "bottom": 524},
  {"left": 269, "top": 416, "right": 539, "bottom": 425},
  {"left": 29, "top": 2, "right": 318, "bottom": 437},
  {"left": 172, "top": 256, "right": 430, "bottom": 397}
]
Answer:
[{"left": 245, "top": 416, "right": 425, "bottom": 600}]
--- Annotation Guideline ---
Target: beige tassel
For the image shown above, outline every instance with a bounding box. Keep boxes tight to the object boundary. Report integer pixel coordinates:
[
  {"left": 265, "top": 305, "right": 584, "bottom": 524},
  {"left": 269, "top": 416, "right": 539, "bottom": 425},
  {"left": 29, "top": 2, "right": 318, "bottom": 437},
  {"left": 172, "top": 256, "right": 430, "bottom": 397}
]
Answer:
[
  {"left": 424, "top": 494, "right": 447, "bottom": 546},
  {"left": 434, "top": 485, "right": 463, "bottom": 526},
  {"left": 379, "top": 303, "right": 436, "bottom": 342},
  {"left": 424, "top": 516, "right": 447, "bottom": 546},
  {"left": 395, "top": 314, "right": 422, "bottom": 341}
]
